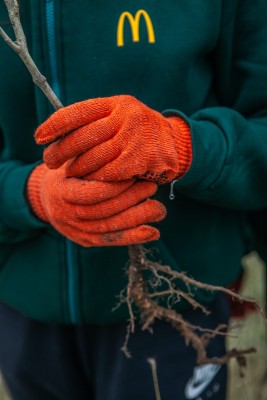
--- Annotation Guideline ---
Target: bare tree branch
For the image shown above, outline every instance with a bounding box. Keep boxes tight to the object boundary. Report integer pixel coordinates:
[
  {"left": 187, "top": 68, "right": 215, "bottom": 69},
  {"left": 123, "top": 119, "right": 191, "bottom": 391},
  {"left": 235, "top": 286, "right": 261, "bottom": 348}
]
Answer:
[{"left": 0, "top": 0, "right": 62, "bottom": 110}]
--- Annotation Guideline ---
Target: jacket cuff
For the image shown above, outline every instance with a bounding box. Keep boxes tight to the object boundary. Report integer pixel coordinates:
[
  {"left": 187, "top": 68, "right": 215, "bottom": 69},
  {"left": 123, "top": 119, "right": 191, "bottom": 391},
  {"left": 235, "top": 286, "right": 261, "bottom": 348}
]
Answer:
[
  {"left": 162, "top": 109, "right": 227, "bottom": 196},
  {"left": 27, "top": 164, "right": 48, "bottom": 222},
  {"left": 167, "top": 116, "right": 192, "bottom": 178}
]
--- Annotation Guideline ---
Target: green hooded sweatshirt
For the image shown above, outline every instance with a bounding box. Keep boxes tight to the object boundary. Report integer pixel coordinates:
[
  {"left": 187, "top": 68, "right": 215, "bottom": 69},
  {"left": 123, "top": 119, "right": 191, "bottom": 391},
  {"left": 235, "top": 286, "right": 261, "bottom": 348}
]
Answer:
[{"left": 0, "top": 0, "right": 267, "bottom": 324}]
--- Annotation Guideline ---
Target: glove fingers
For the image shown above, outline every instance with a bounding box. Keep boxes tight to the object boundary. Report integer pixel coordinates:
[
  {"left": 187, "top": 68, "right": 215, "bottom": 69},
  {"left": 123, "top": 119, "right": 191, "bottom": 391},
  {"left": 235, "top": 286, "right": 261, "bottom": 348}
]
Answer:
[
  {"left": 35, "top": 98, "right": 113, "bottom": 145},
  {"left": 66, "top": 138, "right": 122, "bottom": 178},
  {"left": 66, "top": 199, "right": 166, "bottom": 233},
  {"left": 48, "top": 170, "right": 135, "bottom": 205},
  {"left": 65, "top": 181, "right": 158, "bottom": 219},
  {"left": 61, "top": 225, "right": 160, "bottom": 247},
  {"left": 43, "top": 115, "right": 119, "bottom": 169},
  {"left": 85, "top": 152, "right": 142, "bottom": 182}
]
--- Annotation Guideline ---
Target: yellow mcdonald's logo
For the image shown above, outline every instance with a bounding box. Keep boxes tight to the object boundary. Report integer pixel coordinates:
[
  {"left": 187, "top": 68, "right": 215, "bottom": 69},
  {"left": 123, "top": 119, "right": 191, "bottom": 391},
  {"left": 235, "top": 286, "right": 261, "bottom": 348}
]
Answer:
[{"left": 117, "top": 9, "right": 155, "bottom": 47}]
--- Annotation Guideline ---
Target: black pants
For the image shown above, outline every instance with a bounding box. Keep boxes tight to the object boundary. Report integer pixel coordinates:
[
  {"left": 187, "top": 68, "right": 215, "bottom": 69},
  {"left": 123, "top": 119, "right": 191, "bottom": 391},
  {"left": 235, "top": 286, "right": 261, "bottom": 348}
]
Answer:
[{"left": 0, "top": 295, "right": 230, "bottom": 400}]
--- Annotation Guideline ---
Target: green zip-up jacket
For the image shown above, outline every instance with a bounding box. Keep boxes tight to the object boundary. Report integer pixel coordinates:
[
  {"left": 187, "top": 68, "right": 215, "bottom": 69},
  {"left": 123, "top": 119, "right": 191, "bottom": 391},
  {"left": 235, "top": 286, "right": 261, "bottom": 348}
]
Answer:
[{"left": 0, "top": 0, "right": 267, "bottom": 324}]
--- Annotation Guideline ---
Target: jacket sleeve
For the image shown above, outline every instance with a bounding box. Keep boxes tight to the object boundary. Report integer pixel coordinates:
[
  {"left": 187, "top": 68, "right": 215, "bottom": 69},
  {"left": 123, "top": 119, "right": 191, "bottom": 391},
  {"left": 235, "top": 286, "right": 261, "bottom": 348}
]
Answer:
[
  {"left": 173, "top": 0, "right": 267, "bottom": 210},
  {"left": 0, "top": 157, "right": 47, "bottom": 244}
]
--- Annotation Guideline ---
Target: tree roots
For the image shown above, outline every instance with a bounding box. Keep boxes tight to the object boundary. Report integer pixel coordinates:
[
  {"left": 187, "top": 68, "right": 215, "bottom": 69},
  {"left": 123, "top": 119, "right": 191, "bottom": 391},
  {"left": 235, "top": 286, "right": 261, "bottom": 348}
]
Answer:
[{"left": 122, "top": 245, "right": 262, "bottom": 376}]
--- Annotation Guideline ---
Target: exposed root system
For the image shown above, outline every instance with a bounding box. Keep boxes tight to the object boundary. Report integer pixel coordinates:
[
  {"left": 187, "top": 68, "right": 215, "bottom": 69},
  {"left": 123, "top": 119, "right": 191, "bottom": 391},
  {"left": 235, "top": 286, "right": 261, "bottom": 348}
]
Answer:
[{"left": 122, "top": 245, "right": 262, "bottom": 376}]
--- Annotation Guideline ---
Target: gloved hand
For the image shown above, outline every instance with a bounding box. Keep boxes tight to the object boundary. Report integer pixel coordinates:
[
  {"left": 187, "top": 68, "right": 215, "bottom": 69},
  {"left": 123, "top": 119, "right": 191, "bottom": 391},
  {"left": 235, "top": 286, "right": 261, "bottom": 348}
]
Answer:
[
  {"left": 26, "top": 163, "right": 166, "bottom": 247},
  {"left": 35, "top": 95, "right": 192, "bottom": 184}
]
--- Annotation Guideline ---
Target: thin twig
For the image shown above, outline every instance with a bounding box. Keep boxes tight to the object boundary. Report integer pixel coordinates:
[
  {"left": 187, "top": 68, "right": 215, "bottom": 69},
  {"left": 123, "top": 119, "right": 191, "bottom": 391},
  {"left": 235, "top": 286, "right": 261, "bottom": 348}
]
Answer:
[
  {"left": 0, "top": 0, "right": 62, "bottom": 110},
  {"left": 148, "top": 358, "right": 162, "bottom": 400}
]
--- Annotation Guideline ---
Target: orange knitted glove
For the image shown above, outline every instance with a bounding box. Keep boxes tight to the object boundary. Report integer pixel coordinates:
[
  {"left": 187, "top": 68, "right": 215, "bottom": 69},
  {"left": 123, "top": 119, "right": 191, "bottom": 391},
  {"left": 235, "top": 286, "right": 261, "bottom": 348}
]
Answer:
[
  {"left": 26, "top": 164, "right": 166, "bottom": 247},
  {"left": 35, "top": 95, "right": 192, "bottom": 184}
]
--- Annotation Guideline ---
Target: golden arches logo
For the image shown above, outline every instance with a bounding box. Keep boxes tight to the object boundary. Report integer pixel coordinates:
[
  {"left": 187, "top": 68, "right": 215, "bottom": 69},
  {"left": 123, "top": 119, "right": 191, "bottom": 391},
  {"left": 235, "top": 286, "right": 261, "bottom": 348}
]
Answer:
[{"left": 117, "top": 10, "right": 155, "bottom": 47}]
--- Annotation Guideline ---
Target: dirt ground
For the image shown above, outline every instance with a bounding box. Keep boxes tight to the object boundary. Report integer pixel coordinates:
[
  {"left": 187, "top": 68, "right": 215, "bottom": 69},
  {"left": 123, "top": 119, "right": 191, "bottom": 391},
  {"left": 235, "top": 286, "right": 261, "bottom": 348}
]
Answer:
[{"left": 0, "top": 252, "right": 266, "bottom": 400}]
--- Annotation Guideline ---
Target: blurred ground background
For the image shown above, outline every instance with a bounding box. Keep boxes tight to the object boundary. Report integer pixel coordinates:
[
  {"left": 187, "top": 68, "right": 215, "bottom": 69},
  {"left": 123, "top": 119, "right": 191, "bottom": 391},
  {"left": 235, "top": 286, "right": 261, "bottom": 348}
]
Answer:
[
  {"left": 0, "top": 252, "right": 266, "bottom": 400},
  {"left": 227, "top": 252, "right": 267, "bottom": 400}
]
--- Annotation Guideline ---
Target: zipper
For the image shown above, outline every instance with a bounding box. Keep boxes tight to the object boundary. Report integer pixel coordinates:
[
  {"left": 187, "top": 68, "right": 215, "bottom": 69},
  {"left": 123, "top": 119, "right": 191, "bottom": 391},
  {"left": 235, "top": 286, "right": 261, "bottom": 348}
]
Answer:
[
  {"left": 45, "top": 0, "right": 80, "bottom": 324},
  {"left": 65, "top": 238, "right": 80, "bottom": 324},
  {"left": 44, "top": 0, "right": 60, "bottom": 98}
]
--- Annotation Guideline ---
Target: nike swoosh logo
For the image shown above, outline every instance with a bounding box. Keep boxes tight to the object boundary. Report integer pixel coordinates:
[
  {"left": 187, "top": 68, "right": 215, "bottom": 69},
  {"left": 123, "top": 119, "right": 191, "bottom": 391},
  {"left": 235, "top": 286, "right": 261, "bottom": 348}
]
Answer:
[{"left": 184, "top": 364, "right": 221, "bottom": 399}]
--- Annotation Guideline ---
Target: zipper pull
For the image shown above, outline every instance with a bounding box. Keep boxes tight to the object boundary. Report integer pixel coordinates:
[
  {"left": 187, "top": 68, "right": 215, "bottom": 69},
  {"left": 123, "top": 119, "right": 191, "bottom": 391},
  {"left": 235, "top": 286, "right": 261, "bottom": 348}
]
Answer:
[{"left": 169, "top": 180, "right": 178, "bottom": 200}]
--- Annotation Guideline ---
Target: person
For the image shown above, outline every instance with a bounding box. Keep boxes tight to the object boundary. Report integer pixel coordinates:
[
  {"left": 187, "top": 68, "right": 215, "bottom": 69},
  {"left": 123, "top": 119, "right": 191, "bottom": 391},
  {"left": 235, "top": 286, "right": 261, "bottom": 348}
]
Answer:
[{"left": 0, "top": 1, "right": 267, "bottom": 399}]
